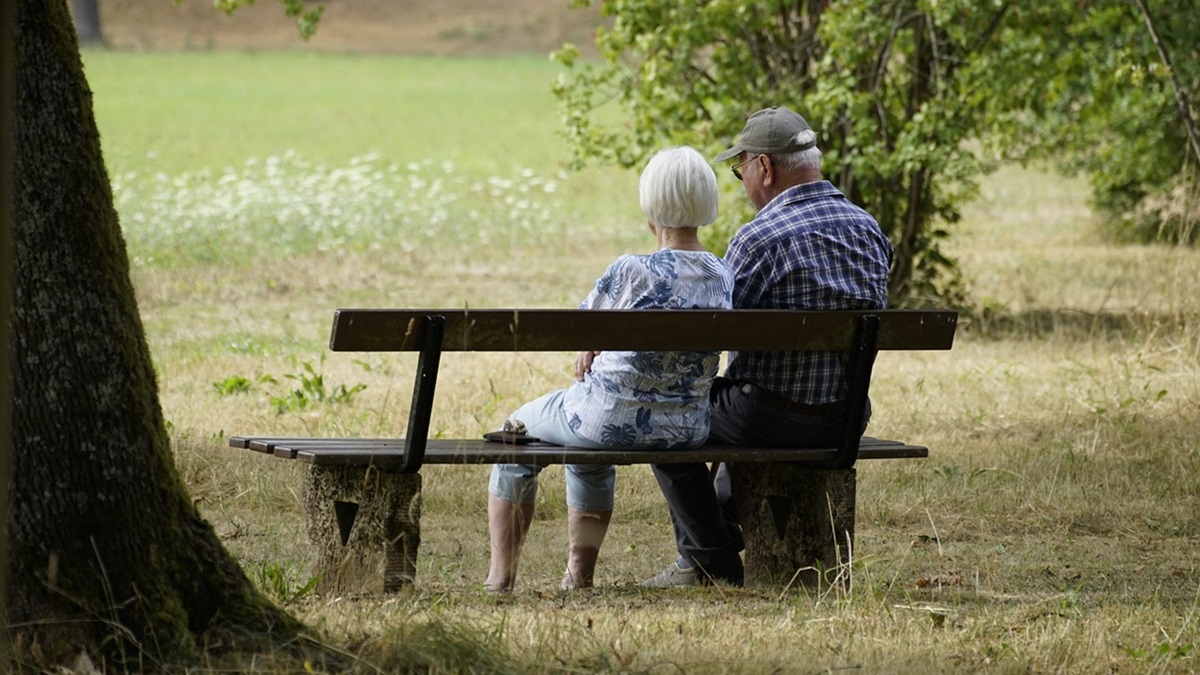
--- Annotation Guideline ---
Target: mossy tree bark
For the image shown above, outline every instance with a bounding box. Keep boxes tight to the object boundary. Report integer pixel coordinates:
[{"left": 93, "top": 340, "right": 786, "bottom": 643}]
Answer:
[{"left": 7, "top": 0, "right": 305, "bottom": 668}]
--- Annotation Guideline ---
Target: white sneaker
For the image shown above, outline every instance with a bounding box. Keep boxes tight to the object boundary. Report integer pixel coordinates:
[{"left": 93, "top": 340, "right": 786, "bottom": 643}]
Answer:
[{"left": 638, "top": 561, "right": 699, "bottom": 588}]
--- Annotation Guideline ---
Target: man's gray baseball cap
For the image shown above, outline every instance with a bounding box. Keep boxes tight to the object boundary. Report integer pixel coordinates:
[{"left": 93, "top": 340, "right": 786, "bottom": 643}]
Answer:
[{"left": 714, "top": 107, "right": 816, "bottom": 162}]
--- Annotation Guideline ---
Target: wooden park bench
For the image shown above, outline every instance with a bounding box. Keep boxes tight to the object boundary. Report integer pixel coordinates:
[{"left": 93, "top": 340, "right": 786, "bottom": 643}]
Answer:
[{"left": 231, "top": 308, "right": 958, "bottom": 593}]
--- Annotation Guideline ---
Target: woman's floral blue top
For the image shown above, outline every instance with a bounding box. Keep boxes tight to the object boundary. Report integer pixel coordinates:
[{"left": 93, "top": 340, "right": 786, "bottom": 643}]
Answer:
[{"left": 561, "top": 249, "right": 734, "bottom": 449}]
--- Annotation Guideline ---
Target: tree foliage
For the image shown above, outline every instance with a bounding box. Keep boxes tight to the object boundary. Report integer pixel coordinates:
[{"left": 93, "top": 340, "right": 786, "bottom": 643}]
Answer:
[
  {"left": 203, "top": 0, "right": 323, "bottom": 40},
  {"left": 553, "top": 0, "right": 1200, "bottom": 306},
  {"left": 1003, "top": 1, "right": 1200, "bottom": 244}
]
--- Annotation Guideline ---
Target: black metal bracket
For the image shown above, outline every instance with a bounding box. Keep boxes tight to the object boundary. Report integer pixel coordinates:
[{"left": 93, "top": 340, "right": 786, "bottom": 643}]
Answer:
[
  {"left": 824, "top": 314, "right": 880, "bottom": 470},
  {"left": 400, "top": 315, "right": 445, "bottom": 474}
]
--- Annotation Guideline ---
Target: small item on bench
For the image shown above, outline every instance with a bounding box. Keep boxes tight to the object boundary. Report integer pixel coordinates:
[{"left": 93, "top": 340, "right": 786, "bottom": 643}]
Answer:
[{"left": 483, "top": 418, "right": 540, "bottom": 445}]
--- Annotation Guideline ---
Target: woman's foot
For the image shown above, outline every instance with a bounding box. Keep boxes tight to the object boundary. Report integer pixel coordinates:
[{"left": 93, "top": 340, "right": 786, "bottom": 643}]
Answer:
[{"left": 560, "top": 569, "right": 590, "bottom": 591}]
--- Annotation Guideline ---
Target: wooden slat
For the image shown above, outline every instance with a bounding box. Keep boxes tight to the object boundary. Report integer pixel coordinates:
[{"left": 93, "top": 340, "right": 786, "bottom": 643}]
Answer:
[
  {"left": 232, "top": 436, "right": 387, "bottom": 452},
  {"left": 329, "top": 308, "right": 958, "bottom": 353},
  {"left": 239, "top": 437, "right": 404, "bottom": 455},
  {"left": 275, "top": 440, "right": 405, "bottom": 459},
  {"left": 231, "top": 436, "right": 927, "bottom": 469}
]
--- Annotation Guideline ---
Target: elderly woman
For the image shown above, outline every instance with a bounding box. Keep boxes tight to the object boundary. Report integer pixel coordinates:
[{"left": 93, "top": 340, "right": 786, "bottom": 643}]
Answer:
[{"left": 485, "top": 146, "right": 734, "bottom": 593}]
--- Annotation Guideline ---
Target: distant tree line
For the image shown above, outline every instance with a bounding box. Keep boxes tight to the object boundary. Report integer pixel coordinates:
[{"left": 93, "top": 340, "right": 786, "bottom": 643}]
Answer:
[{"left": 69, "top": 0, "right": 102, "bottom": 44}]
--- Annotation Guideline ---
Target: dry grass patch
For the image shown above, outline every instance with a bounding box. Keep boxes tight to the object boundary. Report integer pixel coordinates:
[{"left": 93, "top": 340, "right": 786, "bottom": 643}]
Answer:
[{"left": 145, "top": 163, "right": 1200, "bottom": 672}]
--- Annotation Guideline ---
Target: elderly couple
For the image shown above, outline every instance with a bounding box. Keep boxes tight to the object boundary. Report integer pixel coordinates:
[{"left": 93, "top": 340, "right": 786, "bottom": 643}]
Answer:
[{"left": 484, "top": 106, "right": 894, "bottom": 593}]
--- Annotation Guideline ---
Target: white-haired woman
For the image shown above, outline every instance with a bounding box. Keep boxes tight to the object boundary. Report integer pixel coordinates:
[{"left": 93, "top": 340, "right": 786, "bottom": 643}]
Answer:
[{"left": 485, "top": 146, "right": 733, "bottom": 593}]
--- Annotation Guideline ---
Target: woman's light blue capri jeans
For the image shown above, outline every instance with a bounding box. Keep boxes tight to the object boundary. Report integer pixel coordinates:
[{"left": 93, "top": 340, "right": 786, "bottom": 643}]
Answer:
[{"left": 488, "top": 390, "right": 615, "bottom": 512}]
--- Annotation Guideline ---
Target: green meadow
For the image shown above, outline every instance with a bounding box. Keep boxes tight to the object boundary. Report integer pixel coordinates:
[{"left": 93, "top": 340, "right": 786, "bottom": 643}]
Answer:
[
  {"left": 85, "top": 49, "right": 1200, "bottom": 673},
  {"left": 94, "top": 51, "right": 577, "bottom": 172}
]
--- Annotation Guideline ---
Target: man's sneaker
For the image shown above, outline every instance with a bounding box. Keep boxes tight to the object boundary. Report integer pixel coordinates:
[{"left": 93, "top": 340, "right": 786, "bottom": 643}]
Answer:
[{"left": 638, "top": 561, "right": 699, "bottom": 588}]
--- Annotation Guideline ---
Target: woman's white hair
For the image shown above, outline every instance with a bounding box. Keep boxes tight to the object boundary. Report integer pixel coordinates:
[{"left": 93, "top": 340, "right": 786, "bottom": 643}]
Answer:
[
  {"left": 769, "top": 129, "right": 822, "bottom": 171},
  {"left": 638, "top": 146, "right": 719, "bottom": 229}
]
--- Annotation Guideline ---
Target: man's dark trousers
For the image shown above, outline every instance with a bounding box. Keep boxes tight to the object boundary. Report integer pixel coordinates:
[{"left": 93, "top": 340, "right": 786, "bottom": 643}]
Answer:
[{"left": 651, "top": 377, "right": 864, "bottom": 585}]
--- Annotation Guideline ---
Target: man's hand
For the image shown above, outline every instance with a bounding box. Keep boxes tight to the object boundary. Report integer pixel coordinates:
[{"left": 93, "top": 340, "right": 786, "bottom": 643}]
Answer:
[{"left": 574, "top": 350, "right": 601, "bottom": 381}]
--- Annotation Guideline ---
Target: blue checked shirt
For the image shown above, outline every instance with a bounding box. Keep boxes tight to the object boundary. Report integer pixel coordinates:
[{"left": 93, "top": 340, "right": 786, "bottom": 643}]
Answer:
[{"left": 723, "top": 180, "right": 893, "bottom": 405}]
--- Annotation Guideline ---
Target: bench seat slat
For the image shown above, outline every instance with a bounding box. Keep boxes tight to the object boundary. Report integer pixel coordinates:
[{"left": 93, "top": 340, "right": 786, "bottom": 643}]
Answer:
[
  {"left": 250, "top": 439, "right": 406, "bottom": 457},
  {"left": 229, "top": 436, "right": 386, "bottom": 452},
  {"left": 231, "top": 436, "right": 926, "bottom": 468}
]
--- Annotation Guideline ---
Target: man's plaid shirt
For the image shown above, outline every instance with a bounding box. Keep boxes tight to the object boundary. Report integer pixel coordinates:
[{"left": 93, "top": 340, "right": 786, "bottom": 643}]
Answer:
[{"left": 723, "top": 180, "right": 893, "bottom": 406}]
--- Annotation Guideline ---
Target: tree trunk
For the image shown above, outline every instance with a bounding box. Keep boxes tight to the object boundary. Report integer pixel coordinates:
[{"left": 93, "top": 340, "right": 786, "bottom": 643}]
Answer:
[
  {"left": 1, "top": 0, "right": 16, "bottom": 661},
  {"left": 8, "top": 0, "right": 305, "bottom": 668},
  {"left": 68, "top": 0, "right": 102, "bottom": 45}
]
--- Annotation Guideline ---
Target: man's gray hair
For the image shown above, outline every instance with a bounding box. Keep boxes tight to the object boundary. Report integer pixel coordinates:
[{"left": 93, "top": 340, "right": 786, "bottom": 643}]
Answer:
[
  {"left": 639, "top": 146, "right": 719, "bottom": 228},
  {"left": 768, "top": 129, "right": 821, "bottom": 171}
]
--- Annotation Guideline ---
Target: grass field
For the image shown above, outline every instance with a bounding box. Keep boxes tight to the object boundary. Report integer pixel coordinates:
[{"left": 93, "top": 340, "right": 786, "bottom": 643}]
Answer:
[{"left": 84, "top": 49, "right": 1200, "bottom": 673}]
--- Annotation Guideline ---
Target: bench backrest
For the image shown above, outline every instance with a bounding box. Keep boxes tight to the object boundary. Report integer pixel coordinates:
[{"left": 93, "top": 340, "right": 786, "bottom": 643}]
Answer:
[
  {"left": 330, "top": 309, "right": 958, "bottom": 352},
  {"left": 328, "top": 308, "right": 958, "bottom": 473}
]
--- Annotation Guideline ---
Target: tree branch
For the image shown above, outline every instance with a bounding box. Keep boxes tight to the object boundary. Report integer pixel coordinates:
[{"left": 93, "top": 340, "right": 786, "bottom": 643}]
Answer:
[
  {"left": 866, "top": 1, "right": 901, "bottom": 93},
  {"left": 965, "top": 3, "right": 1011, "bottom": 57},
  {"left": 1131, "top": 0, "right": 1200, "bottom": 169}
]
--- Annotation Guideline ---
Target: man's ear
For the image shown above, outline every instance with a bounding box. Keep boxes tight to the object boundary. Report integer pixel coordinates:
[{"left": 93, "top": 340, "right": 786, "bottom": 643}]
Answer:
[{"left": 759, "top": 155, "right": 775, "bottom": 188}]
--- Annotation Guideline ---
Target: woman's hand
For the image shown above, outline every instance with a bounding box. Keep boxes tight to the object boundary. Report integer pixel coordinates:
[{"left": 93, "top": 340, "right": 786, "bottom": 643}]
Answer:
[{"left": 574, "top": 350, "right": 601, "bottom": 381}]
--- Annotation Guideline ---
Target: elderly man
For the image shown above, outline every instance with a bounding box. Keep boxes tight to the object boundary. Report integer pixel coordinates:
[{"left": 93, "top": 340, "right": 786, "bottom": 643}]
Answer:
[{"left": 641, "top": 107, "right": 894, "bottom": 587}]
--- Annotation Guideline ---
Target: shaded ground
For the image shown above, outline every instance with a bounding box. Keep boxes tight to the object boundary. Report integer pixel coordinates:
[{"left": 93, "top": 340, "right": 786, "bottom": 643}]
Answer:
[{"left": 96, "top": 0, "right": 603, "bottom": 55}]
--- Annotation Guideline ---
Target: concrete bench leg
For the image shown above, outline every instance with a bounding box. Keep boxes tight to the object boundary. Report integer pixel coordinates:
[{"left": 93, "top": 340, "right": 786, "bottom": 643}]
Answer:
[
  {"left": 731, "top": 464, "right": 856, "bottom": 588},
  {"left": 303, "top": 465, "right": 422, "bottom": 594}
]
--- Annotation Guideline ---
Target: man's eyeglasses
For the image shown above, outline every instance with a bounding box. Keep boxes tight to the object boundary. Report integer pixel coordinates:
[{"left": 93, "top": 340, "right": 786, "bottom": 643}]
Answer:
[{"left": 731, "top": 155, "right": 759, "bottom": 181}]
